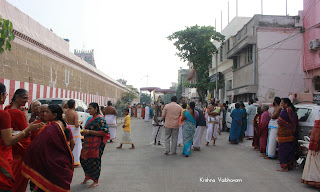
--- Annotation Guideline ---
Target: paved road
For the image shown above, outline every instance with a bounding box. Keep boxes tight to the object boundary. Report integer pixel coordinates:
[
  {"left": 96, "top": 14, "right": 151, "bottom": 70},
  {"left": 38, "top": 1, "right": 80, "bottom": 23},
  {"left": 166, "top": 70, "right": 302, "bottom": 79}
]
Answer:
[{"left": 66, "top": 118, "right": 316, "bottom": 192}]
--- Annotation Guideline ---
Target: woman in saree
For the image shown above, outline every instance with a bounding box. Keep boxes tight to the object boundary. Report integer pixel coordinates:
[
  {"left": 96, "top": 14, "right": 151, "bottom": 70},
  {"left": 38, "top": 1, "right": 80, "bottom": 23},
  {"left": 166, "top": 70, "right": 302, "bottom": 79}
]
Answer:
[
  {"left": 277, "top": 98, "right": 298, "bottom": 172},
  {"left": 80, "top": 102, "right": 109, "bottom": 188},
  {"left": 21, "top": 104, "right": 74, "bottom": 192},
  {"left": 4, "top": 89, "right": 34, "bottom": 192},
  {"left": 229, "top": 103, "right": 242, "bottom": 144},
  {"left": 302, "top": 115, "right": 320, "bottom": 188},
  {"left": 178, "top": 103, "right": 187, "bottom": 147},
  {"left": 239, "top": 102, "right": 247, "bottom": 143},
  {"left": 259, "top": 105, "right": 271, "bottom": 156},
  {"left": 252, "top": 106, "right": 262, "bottom": 150},
  {"left": 0, "top": 83, "right": 42, "bottom": 191},
  {"left": 142, "top": 105, "right": 145, "bottom": 119},
  {"left": 181, "top": 102, "right": 198, "bottom": 157}
]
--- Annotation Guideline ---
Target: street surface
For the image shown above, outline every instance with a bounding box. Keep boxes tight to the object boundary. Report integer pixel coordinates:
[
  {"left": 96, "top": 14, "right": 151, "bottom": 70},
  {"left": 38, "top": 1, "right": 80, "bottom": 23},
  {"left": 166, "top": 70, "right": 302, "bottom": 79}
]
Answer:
[{"left": 31, "top": 118, "right": 317, "bottom": 192}]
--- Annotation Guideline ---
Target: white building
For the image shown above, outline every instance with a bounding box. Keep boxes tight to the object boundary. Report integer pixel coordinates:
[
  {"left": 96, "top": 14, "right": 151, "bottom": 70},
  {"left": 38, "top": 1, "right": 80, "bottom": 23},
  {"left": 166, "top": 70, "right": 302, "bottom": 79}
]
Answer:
[{"left": 210, "top": 17, "right": 252, "bottom": 103}]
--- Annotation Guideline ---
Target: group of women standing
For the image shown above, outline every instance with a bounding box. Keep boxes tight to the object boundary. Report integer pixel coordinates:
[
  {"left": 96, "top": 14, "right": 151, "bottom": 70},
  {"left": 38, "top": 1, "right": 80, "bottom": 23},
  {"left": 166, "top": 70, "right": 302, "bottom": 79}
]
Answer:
[
  {"left": 238, "top": 97, "right": 298, "bottom": 172},
  {"left": 0, "top": 82, "right": 110, "bottom": 191}
]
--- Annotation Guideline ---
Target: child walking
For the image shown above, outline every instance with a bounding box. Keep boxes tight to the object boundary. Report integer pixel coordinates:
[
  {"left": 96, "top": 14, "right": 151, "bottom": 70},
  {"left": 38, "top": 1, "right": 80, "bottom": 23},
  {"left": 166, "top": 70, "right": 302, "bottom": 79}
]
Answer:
[{"left": 117, "top": 109, "right": 135, "bottom": 149}]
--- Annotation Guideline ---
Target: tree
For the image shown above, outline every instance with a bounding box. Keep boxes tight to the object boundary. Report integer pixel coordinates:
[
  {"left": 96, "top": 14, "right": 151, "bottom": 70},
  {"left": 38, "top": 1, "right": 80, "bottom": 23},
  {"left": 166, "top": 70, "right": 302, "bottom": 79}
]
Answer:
[
  {"left": 176, "top": 83, "right": 183, "bottom": 102},
  {"left": 140, "top": 93, "right": 151, "bottom": 104},
  {"left": 168, "top": 25, "right": 224, "bottom": 102},
  {"left": 0, "top": 16, "right": 15, "bottom": 54},
  {"left": 121, "top": 92, "right": 137, "bottom": 103}
]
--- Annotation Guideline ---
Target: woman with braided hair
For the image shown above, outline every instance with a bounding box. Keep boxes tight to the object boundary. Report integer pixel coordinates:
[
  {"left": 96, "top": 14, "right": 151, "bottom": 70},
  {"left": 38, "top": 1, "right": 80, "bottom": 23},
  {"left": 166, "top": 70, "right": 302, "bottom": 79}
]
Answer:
[{"left": 181, "top": 101, "right": 199, "bottom": 157}]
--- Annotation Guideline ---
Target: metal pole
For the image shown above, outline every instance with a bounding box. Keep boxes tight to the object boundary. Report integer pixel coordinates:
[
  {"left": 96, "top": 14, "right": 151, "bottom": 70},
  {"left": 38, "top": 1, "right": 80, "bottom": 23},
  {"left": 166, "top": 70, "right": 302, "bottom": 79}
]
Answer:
[
  {"left": 216, "top": 54, "right": 218, "bottom": 99},
  {"left": 236, "top": 0, "right": 238, "bottom": 17},
  {"left": 215, "top": 18, "right": 216, "bottom": 30},
  {"left": 228, "top": 1, "right": 230, "bottom": 24},
  {"left": 286, "top": 0, "right": 287, "bottom": 15},
  {"left": 221, "top": 10, "right": 223, "bottom": 32},
  {"left": 261, "top": 0, "right": 263, "bottom": 15},
  {"left": 253, "top": 44, "right": 256, "bottom": 85}
]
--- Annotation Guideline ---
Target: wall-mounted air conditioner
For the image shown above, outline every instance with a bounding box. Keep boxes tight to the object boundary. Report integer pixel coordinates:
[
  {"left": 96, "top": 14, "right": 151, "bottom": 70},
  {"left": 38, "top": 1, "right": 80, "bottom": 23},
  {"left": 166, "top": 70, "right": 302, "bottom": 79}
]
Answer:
[{"left": 309, "top": 39, "right": 320, "bottom": 50}]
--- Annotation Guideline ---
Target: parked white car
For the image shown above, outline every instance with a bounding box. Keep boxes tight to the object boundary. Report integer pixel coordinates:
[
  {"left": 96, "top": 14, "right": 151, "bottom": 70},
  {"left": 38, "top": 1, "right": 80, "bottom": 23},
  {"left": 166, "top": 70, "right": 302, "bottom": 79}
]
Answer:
[
  {"left": 226, "top": 102, "right": 318, "bottom": 140},
  {"left": 30, "top": 98, "right": 91, "bottom": 124},
  {"left": 295, "top": 103, "right": 320, "bottom": 140},
  {"left": 225, "top": 102, "right": 260, "bottom": 131}
]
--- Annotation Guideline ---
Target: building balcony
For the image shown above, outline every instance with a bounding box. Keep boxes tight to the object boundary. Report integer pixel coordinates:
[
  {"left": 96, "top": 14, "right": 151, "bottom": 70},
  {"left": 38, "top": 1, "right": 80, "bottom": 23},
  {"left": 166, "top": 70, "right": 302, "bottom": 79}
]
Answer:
[{"left": 227, "top": 35, "right": 257, "bottom": 59}]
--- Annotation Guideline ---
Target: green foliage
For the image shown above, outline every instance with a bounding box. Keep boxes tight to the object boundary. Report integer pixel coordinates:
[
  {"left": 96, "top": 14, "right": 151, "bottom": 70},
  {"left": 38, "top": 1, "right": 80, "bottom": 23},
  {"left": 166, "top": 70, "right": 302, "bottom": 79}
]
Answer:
[
  {"left": 121, "top": 91, "right": 137, "bottom": 104},
  {"left": 140, "top": 93, "right": 151, "bottom": 104},
  {"left": 168, "top": 25, "right": 224, "bottom": 102},
  {"left": 176, "top": 83, "right": 183, "bottom": 102},
  {"left": 0, "top": 16, "right": 15, "bottom": 54}
]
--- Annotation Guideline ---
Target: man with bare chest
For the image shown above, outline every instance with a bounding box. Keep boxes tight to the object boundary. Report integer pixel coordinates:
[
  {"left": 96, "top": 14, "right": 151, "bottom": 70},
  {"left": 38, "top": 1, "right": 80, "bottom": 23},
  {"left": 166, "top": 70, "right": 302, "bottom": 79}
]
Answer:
[
  {"left": 103, "top": 101, "right": 118, "bottom": 142},
  {"left": 65, "top": 99, "right": 82, "bottom": 167},
  {"left": 206, "top": 98, "right": 221, "bottom": 146}
]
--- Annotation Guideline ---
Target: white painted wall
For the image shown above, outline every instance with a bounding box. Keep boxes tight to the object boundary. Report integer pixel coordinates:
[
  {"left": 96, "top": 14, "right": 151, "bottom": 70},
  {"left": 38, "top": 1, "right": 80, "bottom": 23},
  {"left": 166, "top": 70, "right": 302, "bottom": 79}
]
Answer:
[{"left": 256, "top": 27, "right": 306, "bottom": 102}]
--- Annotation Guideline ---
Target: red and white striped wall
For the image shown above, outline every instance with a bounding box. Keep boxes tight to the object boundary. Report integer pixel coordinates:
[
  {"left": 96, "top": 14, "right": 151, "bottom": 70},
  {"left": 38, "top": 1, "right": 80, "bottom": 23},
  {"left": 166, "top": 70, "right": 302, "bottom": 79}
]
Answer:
[{"left": 0, "top": 78, "right": 117, "bottom": 109}]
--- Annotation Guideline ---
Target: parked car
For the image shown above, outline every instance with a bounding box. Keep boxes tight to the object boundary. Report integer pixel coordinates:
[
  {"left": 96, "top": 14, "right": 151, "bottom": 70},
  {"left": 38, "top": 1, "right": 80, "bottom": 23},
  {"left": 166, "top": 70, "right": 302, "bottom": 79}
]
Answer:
[
  {"left": 225, "top": 102, "right": 318, "bottom": 140},
  {"left": 29, "top": 98, "right": 91, "bottom": 124},
  {"left": 295, "top": 103, "right": 320, "bottom": 140},
  {"left": 225, "top": 102, "right": 261, "bottom": 131}
]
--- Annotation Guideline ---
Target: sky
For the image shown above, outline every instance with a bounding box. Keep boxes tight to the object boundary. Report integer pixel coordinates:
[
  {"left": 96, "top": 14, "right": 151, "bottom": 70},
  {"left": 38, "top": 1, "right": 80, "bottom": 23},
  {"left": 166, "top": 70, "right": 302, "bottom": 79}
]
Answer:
[{"left": 7, "top": 0, "right": 303, "bottom": 90}]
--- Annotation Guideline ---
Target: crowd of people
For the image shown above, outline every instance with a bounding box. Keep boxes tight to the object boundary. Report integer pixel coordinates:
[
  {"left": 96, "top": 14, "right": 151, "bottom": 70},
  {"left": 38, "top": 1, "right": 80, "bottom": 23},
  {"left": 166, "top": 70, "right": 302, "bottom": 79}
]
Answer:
[
  {"left": 0, "top": 83, "right": 111, "bottom": 191},
  {"left": 228, "top": 96, "right": 320, "bottom": 188},
  {"left": 229, "top": 97, "right": 298, "bottom": 172},
  {"left": 146, "top": 96, "right": 226, "bottom": 157},
  {"left": 137, "top": 95, "right": 319, "bottom": 189},
  {"left": 1, "top": 81, "right": 320, "bottom": 190}
]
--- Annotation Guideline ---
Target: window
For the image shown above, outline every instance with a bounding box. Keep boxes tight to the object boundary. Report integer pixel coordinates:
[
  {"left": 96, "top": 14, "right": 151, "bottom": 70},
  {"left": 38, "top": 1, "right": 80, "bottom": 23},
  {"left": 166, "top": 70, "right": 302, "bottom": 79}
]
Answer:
[
  {"left": 247, "top": 46, "right": 253, "bottom": 63},
  {"left": 227, "top": 39, "right": 230, "bottom": 51},
  {"left": 220, "top": 46, "right": 223, "bottom": 62},
  {"left": 227, "top": 80, "right": 232, "bottom": 90},
  {"left": 296, "top": 108, "right": 312, "bottom": 122},
  {"left": 313, "top": 76, "right": 320, "bottom": 91},
  {"left": 216, "top": 54, "right": 218, "bottom": 66},
  {"left": 233, "top": 57, "right": 238, "bottom": 70}
]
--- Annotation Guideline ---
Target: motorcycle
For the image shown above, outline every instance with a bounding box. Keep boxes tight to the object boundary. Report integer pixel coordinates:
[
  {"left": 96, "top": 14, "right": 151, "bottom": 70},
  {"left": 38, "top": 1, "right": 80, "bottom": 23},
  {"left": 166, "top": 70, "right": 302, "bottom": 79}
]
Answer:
[{"left": 296, "top": 136, "right": 310, "bottom": 169}]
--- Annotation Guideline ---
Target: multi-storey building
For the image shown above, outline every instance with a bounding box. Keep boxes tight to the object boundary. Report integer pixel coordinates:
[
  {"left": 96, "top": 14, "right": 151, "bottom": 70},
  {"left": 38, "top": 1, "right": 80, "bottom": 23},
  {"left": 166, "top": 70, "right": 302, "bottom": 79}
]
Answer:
[
  {"left": 301, "top": 0, "right": 320, "bottom": 102},
  {"left": 210, "top": 17, "right": 251, "bottom": 103},
  {"left": 212, "top": 14, "right": 305, "bottom": 103}
]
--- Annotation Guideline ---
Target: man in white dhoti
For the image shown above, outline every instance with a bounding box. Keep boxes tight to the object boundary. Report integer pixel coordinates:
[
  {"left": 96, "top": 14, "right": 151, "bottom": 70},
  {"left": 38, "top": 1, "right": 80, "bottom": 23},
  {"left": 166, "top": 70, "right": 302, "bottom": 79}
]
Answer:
[
  {"left": 137, "top": 104, "right": 142, "bottom": 119},
  {"left": 206, "top": 100, "right": 220, "bottom": 146},
  {"left": 103, "top": 101, "right": 118, "bottom": 142},
  {"left": 145, "top": 105, "right": 150, "bottom": 122},
  {"left": 193, "top": 107, "right": 206, "bottom": 151},
  {"left": 245, "top": 99, "right": 256, "bottom": 139},
  {"left": 265, "top": 97, "right": 281, "bottom": 159},
  {"left": 152, "top": 102, "right": 164, "bottom": 145},
  {"left": 128, "top": 104, "right": 131, "bottom": 117},
  {"left": 65, "top": 99, "right": 82, "bottom": 168}
]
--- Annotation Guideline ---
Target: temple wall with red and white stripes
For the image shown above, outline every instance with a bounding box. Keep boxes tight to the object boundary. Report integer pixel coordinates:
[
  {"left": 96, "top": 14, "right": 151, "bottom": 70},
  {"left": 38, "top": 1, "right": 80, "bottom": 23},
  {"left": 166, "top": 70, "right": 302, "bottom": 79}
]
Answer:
[
  {"left": 0, "top": 0, "right": 134, "bottom": 109},
  {"left": 0, "top": 78, "right": 116, "bottom": 110}
]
